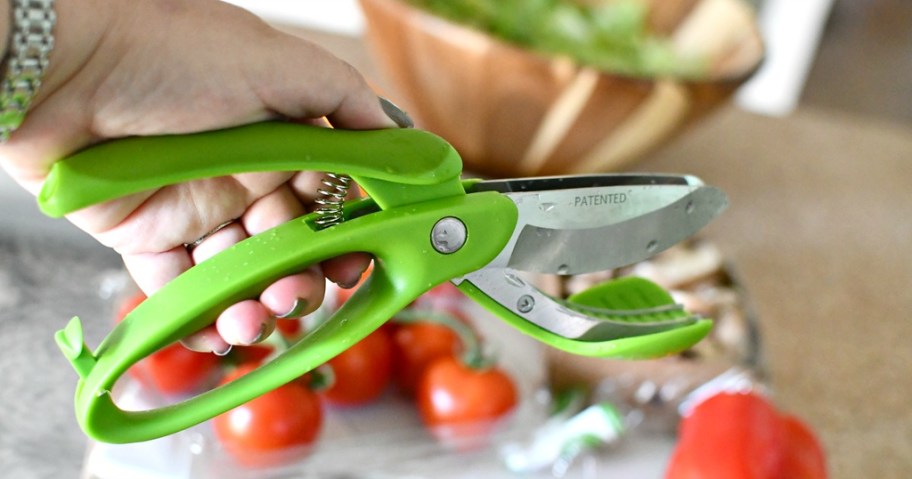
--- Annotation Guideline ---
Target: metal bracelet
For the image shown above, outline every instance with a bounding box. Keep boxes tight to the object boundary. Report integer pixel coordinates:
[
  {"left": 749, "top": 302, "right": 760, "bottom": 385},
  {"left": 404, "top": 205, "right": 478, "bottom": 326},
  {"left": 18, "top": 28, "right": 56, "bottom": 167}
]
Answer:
[{"left": 0, "top": 0, "right": 55, "bottom": 142}]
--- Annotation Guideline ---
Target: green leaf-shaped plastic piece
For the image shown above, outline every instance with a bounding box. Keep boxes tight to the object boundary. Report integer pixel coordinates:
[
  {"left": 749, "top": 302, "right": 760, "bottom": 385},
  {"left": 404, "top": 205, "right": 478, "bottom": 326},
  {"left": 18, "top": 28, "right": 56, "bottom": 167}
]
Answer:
[
  {"left": 568, "top": 276, "right": 712, "bottom": 358},
  {"left": 569, "top": 276, "right": 677, "bottom": 311},
  {"left": 54, "top": 317, "right": 96, "bottom": 379}
]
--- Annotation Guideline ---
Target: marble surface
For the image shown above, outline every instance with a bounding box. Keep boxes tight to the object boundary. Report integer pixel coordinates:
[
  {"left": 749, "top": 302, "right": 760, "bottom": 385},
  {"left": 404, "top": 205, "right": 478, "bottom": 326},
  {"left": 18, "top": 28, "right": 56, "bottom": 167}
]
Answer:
[{"left": 0, "top": 225, "right": 121, "bottom": 478}]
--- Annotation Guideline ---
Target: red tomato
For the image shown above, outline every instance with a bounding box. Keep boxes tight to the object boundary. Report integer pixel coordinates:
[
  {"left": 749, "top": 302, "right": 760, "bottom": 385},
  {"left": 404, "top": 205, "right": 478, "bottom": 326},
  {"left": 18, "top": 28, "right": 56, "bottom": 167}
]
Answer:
[
  {"left": 392, "top": 321, "right": 461, "bottom": 396},
  {"left": 114, "top": 290, "right": 146, "bottom": 322},
  {"left": 275, "top": 318, "right": 302, "bottom": 339},
  {"left": 416, "top": 356, "right": 517, "bottom": 444},
  {"left": 231, "top": 344, "right": 274, "bottom": 365},
  {"left": 131, "top": 343, "right": 221, "bottom": 395},
  {"left": 213, "top": 364, "right": 323, "bottom": 467},
  {"left": 321, "top": 328, "right": 394, "bottom": 406},
  {"left": 666, "top": 391, "right": 827, "bottom": 479},
  {"left": 114, "top": 291, "right": 220, "bottom": 395},
  {"left": 780, "top": 414, "right": 828, "bottom": 479}
]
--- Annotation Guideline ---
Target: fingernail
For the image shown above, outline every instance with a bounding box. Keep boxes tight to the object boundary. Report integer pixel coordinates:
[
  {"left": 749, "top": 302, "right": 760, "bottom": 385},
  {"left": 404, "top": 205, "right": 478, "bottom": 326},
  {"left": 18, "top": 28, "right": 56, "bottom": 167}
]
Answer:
[
  {"left": 380, "top": 97, "right": 413, "bottom": 128},
  {"left": 239, "top": 322, "right": 270, "bottom": 346},
  {"left": 276, "top": 298, "right": 309, "bottom": 319},
  {"left": 337, "top": 276, "right": 361, "bottom": 290},
  {"left": 213, "top": 344, "right": 233, "bottom": 357}
]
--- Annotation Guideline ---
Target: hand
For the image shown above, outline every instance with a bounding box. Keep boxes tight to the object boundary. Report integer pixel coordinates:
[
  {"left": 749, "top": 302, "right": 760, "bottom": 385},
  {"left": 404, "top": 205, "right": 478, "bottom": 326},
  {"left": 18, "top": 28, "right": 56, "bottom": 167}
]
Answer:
[{"left": 0, "top": 0, "right": 409, "bottom": 353}]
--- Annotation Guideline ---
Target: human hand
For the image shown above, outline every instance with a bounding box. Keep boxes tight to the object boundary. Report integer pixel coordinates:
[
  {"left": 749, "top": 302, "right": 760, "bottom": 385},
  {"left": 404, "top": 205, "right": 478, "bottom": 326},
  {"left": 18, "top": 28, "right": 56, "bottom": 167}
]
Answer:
[{"left": 0, "top": 0, "right": 411, "bottom": 353}]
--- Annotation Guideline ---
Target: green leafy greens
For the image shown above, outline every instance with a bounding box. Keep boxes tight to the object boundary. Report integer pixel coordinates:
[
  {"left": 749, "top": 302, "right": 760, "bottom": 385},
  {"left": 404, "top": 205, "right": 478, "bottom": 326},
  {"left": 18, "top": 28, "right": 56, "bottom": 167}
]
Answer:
[{"left": 406, "top": 0, "right": 707, "bottom": 78}]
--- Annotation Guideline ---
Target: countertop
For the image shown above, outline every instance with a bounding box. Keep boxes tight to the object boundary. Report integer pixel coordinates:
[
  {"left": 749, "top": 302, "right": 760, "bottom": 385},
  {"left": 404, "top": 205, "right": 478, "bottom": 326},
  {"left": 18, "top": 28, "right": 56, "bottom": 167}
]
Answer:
[
  {"left": 300, "top": 28, "right": 912, "bottom": 477},
  {"left": 2, "top": 29, "right": 910, "bottom": 479},
  {"left": 641, "top": 106, "right": 912, "bottom": 478}
]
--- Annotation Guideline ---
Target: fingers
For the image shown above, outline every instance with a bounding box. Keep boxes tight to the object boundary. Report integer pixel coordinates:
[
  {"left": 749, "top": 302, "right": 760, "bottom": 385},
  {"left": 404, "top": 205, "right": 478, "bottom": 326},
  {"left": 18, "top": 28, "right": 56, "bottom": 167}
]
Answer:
[
  {"left": 244, "top": 32, "right": 402, "bottom": 131},
  {"left": 240, "top": 183, "right": 306, "bottom": 235},
  {"left": 82, "top": 173, "right": 294, "bottom": 255},
  {"left": 180, "top": 326, "right": 232, "bottom": 357},
  {"left": 215, "top": 300, "right": 274, "bottom": 347},
  {"left": 322, "top": 253, "right": 373, "bottom": 289},
  {"left": 243, "top": 185, "right": 327, "bottom": 319},
  {"left": 124, "top": 185, "right": 328, "bottom": 354},
  {"left": 260, "top": 271, "right": 325, "bottom": 319},
  {"left": 185, "top": 219, "right": 245, "bottom": 265},
  {"left": 122, "top": 247, "right": 193, "bottom": 294}
]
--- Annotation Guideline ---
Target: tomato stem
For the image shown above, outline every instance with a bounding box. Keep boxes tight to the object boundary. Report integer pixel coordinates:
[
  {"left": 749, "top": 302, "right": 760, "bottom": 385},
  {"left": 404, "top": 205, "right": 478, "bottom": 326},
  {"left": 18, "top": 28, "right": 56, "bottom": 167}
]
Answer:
[
  {"left": 307, "top": 364, "right": 335, "bottom": 392},
  {"left": 392, "top": 309, "right": 491, "bottom": 370},
  {"left": 259, "top": 327, "right": 292, "bottom": 359}
]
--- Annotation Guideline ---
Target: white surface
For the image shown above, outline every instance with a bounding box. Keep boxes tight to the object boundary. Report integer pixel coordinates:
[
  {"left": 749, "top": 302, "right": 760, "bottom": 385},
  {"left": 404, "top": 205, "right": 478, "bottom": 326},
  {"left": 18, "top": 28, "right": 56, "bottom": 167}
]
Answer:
[
  {"left": 0, "top": 169, "right": 92, "bottom": 243},
  {"left": 222, "top": 0, "right": 365, "bottom": 36},
  {"left": 735, "top": 0, "right": 835, "bottom": 116}
]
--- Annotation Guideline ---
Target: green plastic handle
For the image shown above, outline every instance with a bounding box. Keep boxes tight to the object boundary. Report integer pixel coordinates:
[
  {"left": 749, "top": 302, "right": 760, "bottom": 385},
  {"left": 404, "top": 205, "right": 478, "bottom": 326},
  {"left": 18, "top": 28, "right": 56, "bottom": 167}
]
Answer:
[
  {"left": 42, "top": 122, "right": 711, "bottom": 443},
  {"left": 39, "top": 122, "right": 513, "bottom": 443},
  {"left": 37, "top": 121, "right": 465, "bottom": 217},
  {"left": 64, "top": 192, "right": 516, "bottom": 443}
]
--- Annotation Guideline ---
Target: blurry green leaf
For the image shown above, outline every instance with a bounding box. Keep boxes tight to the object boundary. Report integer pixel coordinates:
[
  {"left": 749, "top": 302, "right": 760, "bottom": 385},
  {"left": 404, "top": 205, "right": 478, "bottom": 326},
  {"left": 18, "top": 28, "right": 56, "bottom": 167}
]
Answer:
[{"left": 406, "top": 0, "right": 707, "bottom": 78}]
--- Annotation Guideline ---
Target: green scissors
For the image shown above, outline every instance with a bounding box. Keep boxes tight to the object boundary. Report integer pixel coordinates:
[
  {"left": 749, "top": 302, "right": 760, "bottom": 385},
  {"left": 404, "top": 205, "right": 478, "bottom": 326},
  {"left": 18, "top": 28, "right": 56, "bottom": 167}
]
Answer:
[{"left": 39, "top": 121, "right": 727, "bottom": 444}]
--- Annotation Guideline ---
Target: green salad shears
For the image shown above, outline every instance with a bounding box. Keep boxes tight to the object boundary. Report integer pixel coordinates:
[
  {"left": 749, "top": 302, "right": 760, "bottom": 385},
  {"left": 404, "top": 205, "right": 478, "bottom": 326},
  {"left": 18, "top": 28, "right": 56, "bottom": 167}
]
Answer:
[{"left": 38, "top": 121, "right": 727, "bottom": 444}]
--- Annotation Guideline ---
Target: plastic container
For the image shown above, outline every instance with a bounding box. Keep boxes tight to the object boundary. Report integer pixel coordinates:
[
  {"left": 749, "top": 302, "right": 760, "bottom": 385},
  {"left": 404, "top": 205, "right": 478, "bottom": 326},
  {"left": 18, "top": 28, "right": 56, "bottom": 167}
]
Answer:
[
  {"left": 81, "top": 277, "right": 552, "bottom": 479},
  {"left": 81, "top": 239, "right": 765, "bottom": 479}
]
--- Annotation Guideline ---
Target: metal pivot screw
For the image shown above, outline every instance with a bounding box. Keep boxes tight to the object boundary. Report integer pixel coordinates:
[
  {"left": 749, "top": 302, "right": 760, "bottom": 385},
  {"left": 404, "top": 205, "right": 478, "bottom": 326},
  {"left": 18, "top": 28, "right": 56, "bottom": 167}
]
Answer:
[
  {"left": 517, "top": 294, "right": 535, "bottom": 313},
  {"left": 431, "top": 217, "right": 467, "bottom": 254}
]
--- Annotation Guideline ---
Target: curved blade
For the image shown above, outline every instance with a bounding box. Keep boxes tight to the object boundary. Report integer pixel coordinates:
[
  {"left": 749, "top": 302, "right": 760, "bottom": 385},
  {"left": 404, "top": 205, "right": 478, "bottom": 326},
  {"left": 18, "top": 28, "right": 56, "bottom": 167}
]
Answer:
[{"left": 470, "top": 174, "right": 728, "bottom": 274}]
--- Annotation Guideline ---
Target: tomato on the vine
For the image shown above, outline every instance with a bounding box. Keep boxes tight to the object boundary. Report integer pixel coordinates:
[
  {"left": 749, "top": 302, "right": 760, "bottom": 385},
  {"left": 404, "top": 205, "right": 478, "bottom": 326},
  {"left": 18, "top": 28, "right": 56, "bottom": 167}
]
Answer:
[
  {"left": 391, "top": 320, "right": 461, "bottom": 396},
  {"left": 416, "top": 356, "right": 517, "bottom": 443},
  {"left": 212, "top": 364, "right": 323, "bottom": 468},
  {"left": 321, "top": 327, "right": 394, "bottom": 406},
  {"left": 114, "top": 291, "right": 220, "bottom": 395}
]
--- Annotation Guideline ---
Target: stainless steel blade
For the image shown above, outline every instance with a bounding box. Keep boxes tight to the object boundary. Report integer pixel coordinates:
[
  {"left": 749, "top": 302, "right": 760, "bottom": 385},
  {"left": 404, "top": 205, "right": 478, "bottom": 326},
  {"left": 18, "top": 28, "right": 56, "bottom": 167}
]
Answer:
[{"left": 468, "top": 174, "right": 728, "bottom": 274}]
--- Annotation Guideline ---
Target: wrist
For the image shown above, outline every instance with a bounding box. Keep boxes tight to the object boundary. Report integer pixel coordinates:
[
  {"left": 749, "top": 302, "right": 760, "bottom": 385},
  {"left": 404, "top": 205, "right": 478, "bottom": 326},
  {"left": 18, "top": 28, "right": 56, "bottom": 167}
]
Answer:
[{"left": 0, "top": 0, "right": 56, "bottom": 142}]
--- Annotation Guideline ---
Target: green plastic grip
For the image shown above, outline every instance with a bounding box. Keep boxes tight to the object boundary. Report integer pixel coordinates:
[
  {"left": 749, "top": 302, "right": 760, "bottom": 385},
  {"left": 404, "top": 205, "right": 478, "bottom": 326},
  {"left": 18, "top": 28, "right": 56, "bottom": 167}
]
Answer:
[
  {"left": 41, "top": 122, "right": 712, "bottom": 444},
  {"left": 37, "top": 121, "right": 465, "bottom": 217},
  {"left": 37, "top": 122, "right": 515, "bottom": 443},
  {"left": 64, "top": 191, "right": 517, "bottom": 443}
]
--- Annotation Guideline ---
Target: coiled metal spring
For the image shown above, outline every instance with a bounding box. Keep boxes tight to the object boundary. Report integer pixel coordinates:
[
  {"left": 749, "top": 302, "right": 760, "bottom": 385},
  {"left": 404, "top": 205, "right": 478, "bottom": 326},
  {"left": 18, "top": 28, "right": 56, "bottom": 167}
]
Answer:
[{"left": 314, "top": 173, "right": 352, "bottom": 229}]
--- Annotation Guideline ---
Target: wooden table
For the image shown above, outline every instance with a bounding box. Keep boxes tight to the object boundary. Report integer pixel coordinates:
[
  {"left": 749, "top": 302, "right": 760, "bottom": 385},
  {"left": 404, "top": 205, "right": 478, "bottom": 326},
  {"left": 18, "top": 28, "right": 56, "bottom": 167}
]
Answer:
[{"left": 291, "top": 26, "right": 912, "bottom": 478}]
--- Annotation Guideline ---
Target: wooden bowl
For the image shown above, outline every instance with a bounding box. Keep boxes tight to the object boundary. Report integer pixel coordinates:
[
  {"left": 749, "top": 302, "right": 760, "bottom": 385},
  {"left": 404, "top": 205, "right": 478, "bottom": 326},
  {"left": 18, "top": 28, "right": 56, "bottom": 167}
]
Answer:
[{"left": 359, "top": 0, "right": 764, "bottom": 178}]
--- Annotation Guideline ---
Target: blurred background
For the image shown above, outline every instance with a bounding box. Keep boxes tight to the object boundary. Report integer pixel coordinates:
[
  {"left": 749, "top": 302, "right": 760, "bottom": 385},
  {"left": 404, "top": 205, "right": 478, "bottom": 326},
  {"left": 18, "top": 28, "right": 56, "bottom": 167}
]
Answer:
[
  {"left": 223, "top": 0, "right": 912, "bottom": 125},
  {"left": 801, "top": 0, "right": 911, "bottom": 125}
]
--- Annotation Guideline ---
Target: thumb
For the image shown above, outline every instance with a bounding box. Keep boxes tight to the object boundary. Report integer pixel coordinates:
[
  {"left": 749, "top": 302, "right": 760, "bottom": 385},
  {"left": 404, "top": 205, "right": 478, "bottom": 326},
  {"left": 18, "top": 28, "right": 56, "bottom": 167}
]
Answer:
[{"left": 244, "top": 32, "right": 411, "bottom": 130}]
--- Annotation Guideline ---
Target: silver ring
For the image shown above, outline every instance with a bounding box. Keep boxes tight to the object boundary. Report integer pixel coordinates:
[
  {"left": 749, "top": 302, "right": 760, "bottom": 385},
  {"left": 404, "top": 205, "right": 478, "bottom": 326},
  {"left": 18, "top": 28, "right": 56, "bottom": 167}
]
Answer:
[{"left": 184, "top": 220, "right": 236, "bottom": 250}]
